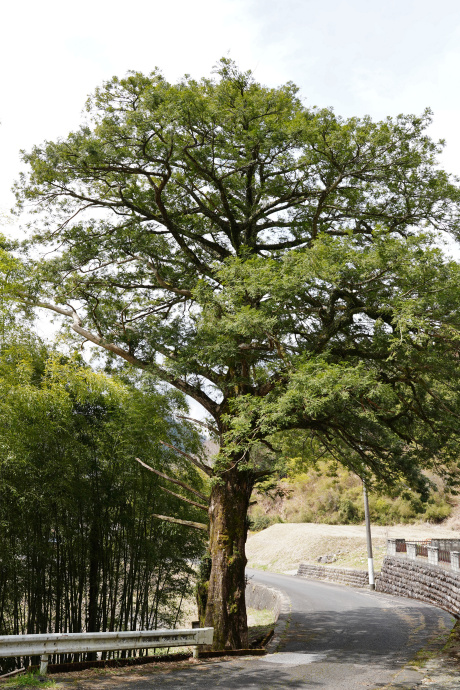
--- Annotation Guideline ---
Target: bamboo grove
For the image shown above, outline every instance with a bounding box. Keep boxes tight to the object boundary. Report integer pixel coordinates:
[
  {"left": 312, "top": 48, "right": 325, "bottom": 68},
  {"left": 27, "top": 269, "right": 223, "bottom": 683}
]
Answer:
[{"left": 0, "top": 331, "right": 207, "bottom": 672}]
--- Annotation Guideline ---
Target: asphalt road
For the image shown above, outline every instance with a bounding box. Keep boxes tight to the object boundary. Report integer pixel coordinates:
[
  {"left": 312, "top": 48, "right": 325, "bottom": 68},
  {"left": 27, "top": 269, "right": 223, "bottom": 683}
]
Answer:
[
  {"left": 245, "top": 569, "right": 455, "bottom": 688},
  {"left": 56, "top": 570, "right": 456, "bottom": 689}
]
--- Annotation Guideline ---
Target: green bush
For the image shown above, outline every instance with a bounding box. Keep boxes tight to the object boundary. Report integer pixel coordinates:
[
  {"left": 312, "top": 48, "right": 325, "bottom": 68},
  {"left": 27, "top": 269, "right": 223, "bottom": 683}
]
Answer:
[
  {"left": 338, "top": 498, "right": 361, "bottom": 524},
  {"left": 249, "top": 460, "right": 452, "bottom": 526},
  {"left": 423, "top": 502, "right": 451, "bottom": 523},
  {"left": 249, "top": 513, "right": 283, "bottom": 532}
]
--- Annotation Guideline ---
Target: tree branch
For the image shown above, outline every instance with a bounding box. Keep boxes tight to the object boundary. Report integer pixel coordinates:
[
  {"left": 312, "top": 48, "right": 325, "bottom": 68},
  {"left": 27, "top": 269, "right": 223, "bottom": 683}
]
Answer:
[
  {"left": 130, "top": 253, "right": 194, "bottom": 298},
  {"left": 159, "top": 485, "right": 208, "bottom": 511},
  {"left": 174, "top": 414, "right": 219, "bottom": 436},
  {"left": 159, "top": 440, "right": 213, "bottom": 476},
  {"left": 135, "top": 457, "right": 209, "bottom": 501},
  {"left": 15, "top": 292, "right": 221, "bottom": 417},
  {"left": 152, "top": 514, "right": 208, "bottom": 531}
]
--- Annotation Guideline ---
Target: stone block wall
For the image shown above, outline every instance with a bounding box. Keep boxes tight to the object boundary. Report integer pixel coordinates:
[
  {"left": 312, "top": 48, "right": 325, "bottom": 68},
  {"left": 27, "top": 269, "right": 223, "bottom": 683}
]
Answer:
[
  {"left": 377, "top": 556, "right": 460, "bottom": 616},
  {"left": 297, "top": 563, "right": 372, "bottom": 587}
]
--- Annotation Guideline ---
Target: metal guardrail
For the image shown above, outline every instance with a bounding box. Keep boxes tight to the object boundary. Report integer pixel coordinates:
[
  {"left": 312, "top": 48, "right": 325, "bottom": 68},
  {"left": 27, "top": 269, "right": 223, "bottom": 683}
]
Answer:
[
  {"left": 395, "top": 540, "right": 430, "bottom": 555},
  {"left": 0, "top": 627, "right": 214, "bottom": 675}
]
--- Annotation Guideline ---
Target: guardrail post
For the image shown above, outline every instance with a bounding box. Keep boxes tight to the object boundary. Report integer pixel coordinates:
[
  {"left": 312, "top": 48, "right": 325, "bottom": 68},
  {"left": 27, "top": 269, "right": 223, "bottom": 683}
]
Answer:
[
  {"left": 387, "top": 539, "right": 396, "bottom": 556},
  {"left": 406, "top": 542, "right": 417, "bottom": 560},
  {"left": 39, "top": 654, "right": 49, "bottom": 675},
  {"left": 427, "top": 546, "right": 439, "bottom": 566},
  {"left": 451, "top": 551, "right": 460, "bottom": 572},
  {"left": 192, "top": 620, "right": 200, "bottom": 658}
]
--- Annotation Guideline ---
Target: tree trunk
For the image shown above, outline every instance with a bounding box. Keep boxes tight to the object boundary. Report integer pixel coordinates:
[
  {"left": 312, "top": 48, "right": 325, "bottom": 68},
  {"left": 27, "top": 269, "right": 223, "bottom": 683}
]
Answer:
[
  {"left": 204, "top": 464, "right": 251, "bottom": 650},
  {"left": 196, "top": 554, "right": 211, "bottom": 626}
]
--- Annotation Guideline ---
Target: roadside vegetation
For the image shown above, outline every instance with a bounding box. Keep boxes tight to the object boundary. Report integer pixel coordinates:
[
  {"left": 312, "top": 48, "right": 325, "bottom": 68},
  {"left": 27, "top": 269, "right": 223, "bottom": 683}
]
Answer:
[
  {"left": 0, "top": 323, "right": 207, "bottom": 675},
  {"left": 249, "top": 462, "right": 453, "bottom": 531},
  {"left": 0, "top": 672, "right": 58, "bottom": 688}
]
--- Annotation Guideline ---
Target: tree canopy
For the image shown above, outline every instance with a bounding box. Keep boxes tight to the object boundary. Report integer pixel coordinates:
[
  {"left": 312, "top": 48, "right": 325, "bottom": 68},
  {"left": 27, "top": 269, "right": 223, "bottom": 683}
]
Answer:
[
  {"left": 206, "top": 231, "right": 460, "bottom": 495},
  {"left": 9, "top": 59, "right": 460, "bottom": 648}
]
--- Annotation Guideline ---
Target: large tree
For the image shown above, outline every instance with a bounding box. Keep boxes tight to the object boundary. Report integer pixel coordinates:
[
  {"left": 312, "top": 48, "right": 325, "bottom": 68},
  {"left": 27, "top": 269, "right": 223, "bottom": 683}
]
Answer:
[{"left": 10, "top": 60, "right": 460, "bottom": 648}]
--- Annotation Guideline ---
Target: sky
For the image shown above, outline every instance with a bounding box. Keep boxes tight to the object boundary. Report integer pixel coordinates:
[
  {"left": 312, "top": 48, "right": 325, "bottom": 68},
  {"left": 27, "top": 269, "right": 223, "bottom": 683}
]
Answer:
[
  {"left": 2, "top": 0, "right": 460, "bottom": 212},
  {"left": 2, "top": 0, "right": 460, "bottom": 411}
]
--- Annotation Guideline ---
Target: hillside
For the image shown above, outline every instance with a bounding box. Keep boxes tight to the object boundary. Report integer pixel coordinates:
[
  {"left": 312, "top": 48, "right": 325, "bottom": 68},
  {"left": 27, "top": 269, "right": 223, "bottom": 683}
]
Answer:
[
  {"left": 247, "top": 461, "right": 460, "bottom": 572},
  {"left": 246, "top": 521, "right": 460, "bottom": 572},
  {"left": 249, "top": 462, "right": 454, "bottom": 531}
]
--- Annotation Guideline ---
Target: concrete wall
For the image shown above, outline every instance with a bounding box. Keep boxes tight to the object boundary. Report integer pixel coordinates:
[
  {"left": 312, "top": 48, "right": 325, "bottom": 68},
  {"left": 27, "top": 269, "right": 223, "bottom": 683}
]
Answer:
[
  {"left": 297, "top": 563, "right": 372, "bottom": 587},
  {"left": 377, "top": 556, "right": 460, "bottom": 616},
  {"left": 431, "top": 539, "right": 460, "bottom": 552},
  {"left": 245, "top": 580, "right": 291, "bottom": 652},
  {"left": 245, "top": 581, "right": 284, "bottom": 621}
]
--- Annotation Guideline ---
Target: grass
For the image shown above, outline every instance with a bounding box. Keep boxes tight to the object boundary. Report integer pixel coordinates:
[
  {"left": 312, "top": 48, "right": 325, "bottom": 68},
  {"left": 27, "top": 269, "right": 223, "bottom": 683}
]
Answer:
[
  {"left": 441, "top": 619, "right": 460, "bottom": 661},
  {"left": 1, "top": 672, "right": 58, "bottom": 688},
  {"left": 247, "top": 607, "right": 275, "bottom": 648},
  {"left": 247, "top": 607, "right": 275, "bottom": 627},
  {"left": 409, "top": 636, "right": 450, "bottom": 668}
]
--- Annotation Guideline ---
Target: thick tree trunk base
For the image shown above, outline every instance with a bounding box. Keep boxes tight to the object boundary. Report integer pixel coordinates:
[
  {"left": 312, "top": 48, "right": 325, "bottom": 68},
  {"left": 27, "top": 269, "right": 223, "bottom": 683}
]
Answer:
[{"left": 204, "top": 467, "right": 251, "bottom": 650}]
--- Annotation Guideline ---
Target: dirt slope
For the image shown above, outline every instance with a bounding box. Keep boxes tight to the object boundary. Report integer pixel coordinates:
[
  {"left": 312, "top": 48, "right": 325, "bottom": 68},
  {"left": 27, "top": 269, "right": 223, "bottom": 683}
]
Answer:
[{"left": 246, "top": 522, "right": 460, "bottom": 572}]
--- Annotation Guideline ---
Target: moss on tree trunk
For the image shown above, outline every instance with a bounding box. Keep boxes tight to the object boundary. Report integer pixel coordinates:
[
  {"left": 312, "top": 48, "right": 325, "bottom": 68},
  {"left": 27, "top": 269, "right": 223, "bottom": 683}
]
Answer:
[{"left": 204, "top": 465, "right": 251, "bottom": 650}]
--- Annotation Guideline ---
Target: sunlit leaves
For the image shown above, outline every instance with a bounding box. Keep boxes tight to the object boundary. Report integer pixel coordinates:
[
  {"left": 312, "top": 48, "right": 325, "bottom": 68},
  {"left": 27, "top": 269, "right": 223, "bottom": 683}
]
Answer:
[{"left": 11, "top": 60, "right": 460, "bottom": 493}]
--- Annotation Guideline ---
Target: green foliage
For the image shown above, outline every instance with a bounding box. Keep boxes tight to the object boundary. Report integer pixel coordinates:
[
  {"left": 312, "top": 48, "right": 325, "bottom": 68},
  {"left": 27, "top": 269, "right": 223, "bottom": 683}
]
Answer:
[
  {"left": 8, "top": 59, "right": 460, "bottom": 645},
  {"left": 2, "top": 672, "right": 57, "bottom": 688},
  {"left": 215, "top": 231, "right": 460, "bottom": 496},
  {"left": 12, "top": 65, "right": 460, "bottom": 487},
  {"left": 249, "top": 462, "right": 452, "bottom": 528},
  {"left": 0, "top": 332, "right": 206, "bottom": 673},
  {"left": 248, "top": 513, "right": 284, "bottom": 532},
  {"left": 0, "top": 233, "right": 27, "bottom": 341}
]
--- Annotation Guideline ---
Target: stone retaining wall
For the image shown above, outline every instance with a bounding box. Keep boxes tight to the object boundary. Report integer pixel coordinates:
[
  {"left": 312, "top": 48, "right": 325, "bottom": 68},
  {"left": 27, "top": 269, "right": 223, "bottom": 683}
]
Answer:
[
  {"left": 377, "top": 556, "right": 460, "bottom": 616},
  {"left": 297, "top": 563, "right": 372, "bottom": 587}
]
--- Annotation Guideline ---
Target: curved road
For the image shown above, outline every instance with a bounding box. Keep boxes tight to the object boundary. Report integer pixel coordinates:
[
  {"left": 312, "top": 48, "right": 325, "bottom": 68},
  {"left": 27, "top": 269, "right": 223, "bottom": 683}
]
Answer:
[
  {"left": 58, "top": 570, "right": 455, "bottom": 689},
  {"left": 246, "top": 569, "right": 454, "bottom": 688}
]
